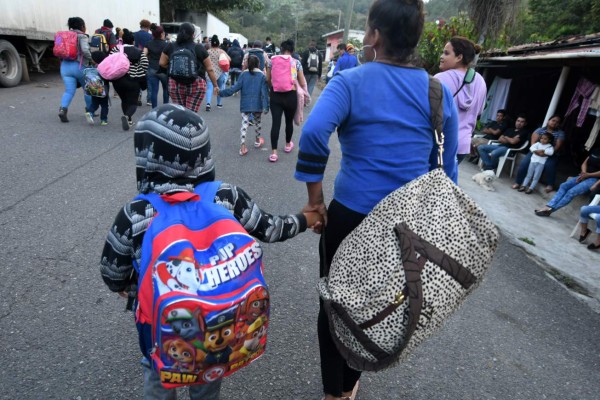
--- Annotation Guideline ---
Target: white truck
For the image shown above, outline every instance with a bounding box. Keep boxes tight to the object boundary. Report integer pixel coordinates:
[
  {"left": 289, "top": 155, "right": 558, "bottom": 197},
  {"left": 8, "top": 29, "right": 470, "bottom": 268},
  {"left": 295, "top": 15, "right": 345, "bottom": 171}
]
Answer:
[
  {"left": 0, "top": 0, "right": 160, "bottom": 87},
  {"left": 172, "top": 11, "right": 230, "bottom": 44}
]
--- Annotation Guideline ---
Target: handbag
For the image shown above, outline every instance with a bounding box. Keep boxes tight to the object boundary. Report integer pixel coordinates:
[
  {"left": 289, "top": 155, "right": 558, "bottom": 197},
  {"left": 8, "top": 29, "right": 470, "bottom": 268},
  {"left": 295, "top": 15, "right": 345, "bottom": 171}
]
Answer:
[
  {"left": 218, "top": 51, "right": 230, "bottom": 72},
  {"left": 318, "top": 76, "right": 500, "bottom": 372}
]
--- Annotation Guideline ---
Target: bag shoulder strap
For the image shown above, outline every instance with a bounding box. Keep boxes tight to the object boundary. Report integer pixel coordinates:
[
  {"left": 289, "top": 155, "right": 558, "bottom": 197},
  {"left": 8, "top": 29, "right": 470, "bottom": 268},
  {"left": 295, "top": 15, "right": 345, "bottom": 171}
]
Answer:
[
  {"left": 452, "top": 67, "right": 476, "bottom": 97},
  {"left": 428, "top": 75, "right": 445, "bottom": 168}
]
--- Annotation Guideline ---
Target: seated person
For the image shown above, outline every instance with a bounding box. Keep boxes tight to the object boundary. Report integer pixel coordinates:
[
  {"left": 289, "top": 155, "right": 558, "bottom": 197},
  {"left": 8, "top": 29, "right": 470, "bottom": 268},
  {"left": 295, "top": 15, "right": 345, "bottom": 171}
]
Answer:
[
  {"left": 469, "top": 109, "right": 509, "bottom": 162},
  {"left": 577, "top": 203, "right": 600, "bottom": 251},
  {"left": 535, "top": 147, "right": 600, "bottom": 217},
  {"left": 478, "top": 114, "right": 528, "bottom": 171}
]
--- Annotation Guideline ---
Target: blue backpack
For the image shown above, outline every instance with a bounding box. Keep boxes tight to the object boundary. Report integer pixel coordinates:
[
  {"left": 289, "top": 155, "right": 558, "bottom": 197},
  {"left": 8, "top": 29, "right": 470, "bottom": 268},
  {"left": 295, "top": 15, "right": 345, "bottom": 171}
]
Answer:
[{"left": 134, "top": 181, "right": 270, "bottom": 388}]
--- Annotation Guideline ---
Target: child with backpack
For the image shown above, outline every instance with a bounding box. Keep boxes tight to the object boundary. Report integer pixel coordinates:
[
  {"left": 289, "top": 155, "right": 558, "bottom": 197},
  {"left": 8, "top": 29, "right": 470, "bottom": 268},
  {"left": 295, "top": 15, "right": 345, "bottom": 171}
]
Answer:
[
  {"left": 83, "top": 51, "right": 111, "bottom": 125},
  {"left": 219, "top": 55, "right": 269, "bottom": 156},
  {"left": 99, "top": 104, "right": 322, "bottom": 399},
  {"left": 55, "top": 17, "right": 92, "bottom": 122}
]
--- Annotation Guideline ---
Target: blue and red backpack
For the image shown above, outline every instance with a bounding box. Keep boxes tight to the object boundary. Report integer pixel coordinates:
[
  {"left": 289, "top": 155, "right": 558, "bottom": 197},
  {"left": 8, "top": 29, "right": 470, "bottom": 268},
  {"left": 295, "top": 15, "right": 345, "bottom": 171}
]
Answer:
[{"left": 134, "top": 181, "right": 270, "bottom": 388}]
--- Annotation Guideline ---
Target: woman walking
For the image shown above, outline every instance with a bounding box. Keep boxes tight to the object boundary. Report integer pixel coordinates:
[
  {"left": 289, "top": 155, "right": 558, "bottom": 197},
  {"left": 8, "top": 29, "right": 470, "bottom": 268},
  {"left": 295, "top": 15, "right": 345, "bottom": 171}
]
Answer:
[
  {"left": 144, "top": 25, "right": 169, "bottom": 108},
  {"left": 294, "top": 0, "right": 458, "bottom": 398},
  {"left": 435, "top": 36, "right": 487, "bottom": 164},
  {"left": 159, "top": 23, "right": 219, "bottom": 113},
  {"left": 266, "top": 39, "right": 308, "bottom": 162},
  {"left": 58, "top": 17, "right": 92, "bottom": 122},
  {"left": 110, "top": 29, "right": 148, "bottom": 130},
  {"left": 205, "top": 35, "right": 230, "bottom": 111}
]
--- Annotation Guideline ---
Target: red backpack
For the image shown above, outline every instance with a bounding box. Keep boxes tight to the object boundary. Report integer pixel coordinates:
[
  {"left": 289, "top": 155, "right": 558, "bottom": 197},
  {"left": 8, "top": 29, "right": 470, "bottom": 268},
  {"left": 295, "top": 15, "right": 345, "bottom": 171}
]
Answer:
[
  {"left": 53, "top": 31, "right": 79, "bottom": 61},
  {"left": 270, "top": 55, "right": 295, "bottom": 92}
]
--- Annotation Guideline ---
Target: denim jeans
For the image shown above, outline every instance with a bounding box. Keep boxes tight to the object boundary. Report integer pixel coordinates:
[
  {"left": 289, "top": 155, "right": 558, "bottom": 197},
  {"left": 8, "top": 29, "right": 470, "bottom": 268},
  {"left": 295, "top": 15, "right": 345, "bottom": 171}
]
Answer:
[
  {"left": 522, "top": 162, "right": 545, "bottom": 190},
  {"left": 516, "top": 152, "right": 559, "bottom": 187},
  {"left": 87, "top": 84, "right": 110, "bottom": 122},
  {"left": 478, "top": 144, "right": 509, "bottom": 170},
  {"left": 148, "top": 69, "right": 169, "bottom": 108},
  {"left": 580, "top": 205, "right": 600, "bottom": 233},
  {"left": 60, "top": 60, "right": 92, "bottom": 109},
  {"left": 205, "top": 73, "right": 227, "bottom": 106},
  {"left": 547, "top": 177, "right": 599, "bottom": 211},
  {"left": 306, "top": 73, "right": 319, "bottom": 96},
  {"left": 141, "top": 358, "right": 222, "bottom": 400}
]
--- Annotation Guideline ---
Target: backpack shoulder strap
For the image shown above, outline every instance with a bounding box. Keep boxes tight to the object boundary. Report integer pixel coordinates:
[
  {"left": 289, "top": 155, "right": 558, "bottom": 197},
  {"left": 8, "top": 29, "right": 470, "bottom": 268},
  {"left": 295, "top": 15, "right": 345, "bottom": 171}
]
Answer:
[
  {"left": 135, "top": 192, "right": 168, "bottom": 214},
  {"left": 193, "top": 181, "right": 221, "bottom": 203},
  {"left": 452, "top": 67, "right": 476, "bottom": 97}
]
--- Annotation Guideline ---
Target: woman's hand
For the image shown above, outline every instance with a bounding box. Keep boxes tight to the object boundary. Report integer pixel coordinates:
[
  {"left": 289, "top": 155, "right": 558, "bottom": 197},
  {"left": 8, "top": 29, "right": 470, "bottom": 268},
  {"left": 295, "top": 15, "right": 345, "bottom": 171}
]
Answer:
[{"left": 303, "top": 202, "right": 327, "bottom": 233}]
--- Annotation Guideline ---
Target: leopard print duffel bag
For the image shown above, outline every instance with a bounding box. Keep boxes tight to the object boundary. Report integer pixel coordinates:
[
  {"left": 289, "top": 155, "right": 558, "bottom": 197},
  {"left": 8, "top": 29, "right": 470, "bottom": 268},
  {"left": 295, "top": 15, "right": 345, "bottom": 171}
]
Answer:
[{"left": 317, "top": 78, "right": 500, "bottom": 372}]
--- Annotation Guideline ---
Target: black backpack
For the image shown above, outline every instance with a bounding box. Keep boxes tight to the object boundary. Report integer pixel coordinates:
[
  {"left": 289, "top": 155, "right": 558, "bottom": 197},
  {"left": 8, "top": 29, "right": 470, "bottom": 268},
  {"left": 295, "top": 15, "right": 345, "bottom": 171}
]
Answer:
[
  {"left": 228, "top": 47, "right": 244, "bottom": 68},
  {"left": 168, "top": 44, "right": 199, "bottom": 84}
]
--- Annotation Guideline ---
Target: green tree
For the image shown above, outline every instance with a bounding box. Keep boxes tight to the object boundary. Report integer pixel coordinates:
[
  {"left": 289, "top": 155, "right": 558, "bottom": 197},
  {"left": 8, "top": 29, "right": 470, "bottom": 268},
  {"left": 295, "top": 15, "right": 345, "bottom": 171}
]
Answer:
[
  {"left": 161, "top": 0, "right": 265, "bottom": 22},
  {"left": 467, "top": 0, "right": 522, "bottom": 44},
  {"left": 417, "top": 12, "right": 476, "bottom": 74}
]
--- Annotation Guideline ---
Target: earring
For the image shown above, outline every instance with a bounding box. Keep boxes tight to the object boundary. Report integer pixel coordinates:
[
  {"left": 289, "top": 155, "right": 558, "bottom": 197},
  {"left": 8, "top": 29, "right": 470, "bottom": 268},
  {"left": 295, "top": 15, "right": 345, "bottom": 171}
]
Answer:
[{"left": 371, "top": 47, "right": 377, "bottom": 62}]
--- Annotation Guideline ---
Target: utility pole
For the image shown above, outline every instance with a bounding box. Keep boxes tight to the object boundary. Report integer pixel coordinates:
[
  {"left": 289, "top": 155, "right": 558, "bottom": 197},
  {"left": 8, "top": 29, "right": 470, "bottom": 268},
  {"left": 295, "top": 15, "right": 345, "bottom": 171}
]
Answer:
[{"left": 342, "top": 0, "right": 355, "bottom": 43}]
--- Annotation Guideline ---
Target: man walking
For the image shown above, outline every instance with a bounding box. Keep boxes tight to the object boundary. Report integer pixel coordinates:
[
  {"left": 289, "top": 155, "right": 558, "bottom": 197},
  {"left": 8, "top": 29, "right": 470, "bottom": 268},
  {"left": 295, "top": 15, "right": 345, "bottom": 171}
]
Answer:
[{"left": 301, "top": 39, "right": 322, "bottom": 96}]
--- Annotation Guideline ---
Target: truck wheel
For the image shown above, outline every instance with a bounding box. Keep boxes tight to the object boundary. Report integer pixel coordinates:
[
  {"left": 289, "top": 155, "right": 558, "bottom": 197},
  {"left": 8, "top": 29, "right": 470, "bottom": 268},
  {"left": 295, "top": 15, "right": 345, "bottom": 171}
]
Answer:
[{"left": 0, "top": 40, "right": 23, "bottom": 88}]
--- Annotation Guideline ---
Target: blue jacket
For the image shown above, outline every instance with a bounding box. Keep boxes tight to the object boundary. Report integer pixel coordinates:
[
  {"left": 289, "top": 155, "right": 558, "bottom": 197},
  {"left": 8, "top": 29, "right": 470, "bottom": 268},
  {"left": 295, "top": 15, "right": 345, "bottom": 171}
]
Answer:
[{"left": 220, "top": 69, "right": 269, "bottom": 113}]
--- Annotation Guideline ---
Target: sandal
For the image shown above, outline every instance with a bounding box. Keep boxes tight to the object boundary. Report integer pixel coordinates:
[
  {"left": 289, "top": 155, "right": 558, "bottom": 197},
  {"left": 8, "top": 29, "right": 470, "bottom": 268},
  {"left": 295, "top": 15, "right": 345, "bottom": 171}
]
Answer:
[
  {"left": 512, "top": 183, "right": 520, "bottom": 190},
  {"left": 525, "top": 188, "right": 533, "bottom": 194},
  {"left": 284, "top": 141, "right": 294, "bottom": 153},
  {"left": 239, "top": 146, "right": 248, "bottom": 156},
  {"left": 544, "top": 185, "right": 554, "bottom": 193},
  {"left": 341, "top": 381, "right": 359, "bottom": 400},
  {"left": 587, "top": 242, "right": 600, "bottom": 250},
  {"left": 269, "top": 153, "right": 278, "bottom": 162},
  {"left": 518, "top": 186, "right": 526, "bottom": 192},
  {"left": 579, "top": 228, "right": 591, "bottom": 243},
  {"left": 254, "top": 137, "right": 264, "bottom": 148},
  {"left": 534, "top": 209, "right": 553, "bottom": 217}
]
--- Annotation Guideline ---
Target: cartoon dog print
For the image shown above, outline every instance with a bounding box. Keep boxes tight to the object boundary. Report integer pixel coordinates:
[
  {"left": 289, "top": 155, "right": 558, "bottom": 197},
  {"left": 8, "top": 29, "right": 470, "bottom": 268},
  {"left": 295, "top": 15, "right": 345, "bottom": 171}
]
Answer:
[
  {"left": 155, "top": 248, "right": 203, "bottom": 295},
  {"left": 163, "top": 338, "right": 205, "bottom": 371},
  {"left": 201, "top": 306, "right": 238, "bottom": 365},
  {"left": 165, "top": 308, "right": 203, "bottom": 340}
]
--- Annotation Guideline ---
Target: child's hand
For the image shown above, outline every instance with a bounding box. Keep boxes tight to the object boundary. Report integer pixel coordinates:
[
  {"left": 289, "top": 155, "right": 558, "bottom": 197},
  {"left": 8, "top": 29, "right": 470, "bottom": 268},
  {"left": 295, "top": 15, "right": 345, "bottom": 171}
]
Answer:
[{"left": 304, "top": 211, "right": 324, "bottom": 233}]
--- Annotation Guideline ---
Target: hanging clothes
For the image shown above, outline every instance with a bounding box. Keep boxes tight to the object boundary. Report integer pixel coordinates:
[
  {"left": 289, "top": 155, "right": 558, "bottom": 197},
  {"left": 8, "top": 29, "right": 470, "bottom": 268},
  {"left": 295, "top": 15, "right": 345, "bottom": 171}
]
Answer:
[
  {"left": 565, "top": 76, "right": 598, "bottom": 127},
  {"left": 480, "top": 76, "right": 512, "bottom": 123},
  {"left": 584, "top": 86, "right": 600, "bottom": 150}
]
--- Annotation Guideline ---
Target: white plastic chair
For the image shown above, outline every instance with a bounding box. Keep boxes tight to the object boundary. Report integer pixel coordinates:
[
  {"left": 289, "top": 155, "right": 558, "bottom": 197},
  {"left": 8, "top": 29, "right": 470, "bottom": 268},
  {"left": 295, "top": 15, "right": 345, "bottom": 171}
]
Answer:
[
  {"left": 492, "top": 140, "right": 529, "bottom": 178},
  {"left": 570, "top": 194, "right": 600, "bottom": 239}
]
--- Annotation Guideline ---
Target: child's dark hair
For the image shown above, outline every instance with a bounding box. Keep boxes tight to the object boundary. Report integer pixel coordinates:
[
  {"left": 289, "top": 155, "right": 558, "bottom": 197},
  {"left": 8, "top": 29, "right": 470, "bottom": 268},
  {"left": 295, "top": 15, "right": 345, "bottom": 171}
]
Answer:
[
  {"left": 247, "top": 55, "right": 259, "bottom": 74},
  {"left": 280, "top": 39, "right": 295, "bottom": 54},
  {"left": 211, "top": 35, "right": 220, "bottom": 47},
  {"left": 540, "top": 132, "right": 554, "bottom": 145},
  {"left": 68, "top": 17, "right": 85, "bottom": 31}
]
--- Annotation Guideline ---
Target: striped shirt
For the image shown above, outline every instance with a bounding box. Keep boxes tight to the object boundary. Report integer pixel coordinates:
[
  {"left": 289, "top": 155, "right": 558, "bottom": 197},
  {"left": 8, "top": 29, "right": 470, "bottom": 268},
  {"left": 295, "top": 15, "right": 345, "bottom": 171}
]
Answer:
[
  {"left": 110, "top": 45, "right": 148, "bottom": 78},
  {"left": 100, "top": 182, "right": 307, "bottom": 293}
]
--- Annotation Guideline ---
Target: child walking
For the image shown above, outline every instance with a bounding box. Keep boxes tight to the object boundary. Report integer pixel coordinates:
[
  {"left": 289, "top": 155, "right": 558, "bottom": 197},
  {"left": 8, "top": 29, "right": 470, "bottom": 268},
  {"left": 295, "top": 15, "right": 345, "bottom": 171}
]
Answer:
[
  {"left": 84, "top": 51, "right": 111, "bottom": 125},
  {"left": 219, "top": 55, "right": 269, "bottom": 156},
  {"left": 99, "top": 104, "right": 321, "bottom": 399},
  {"left": 520, "top": 132, "right": 554, "bottom": 194}
]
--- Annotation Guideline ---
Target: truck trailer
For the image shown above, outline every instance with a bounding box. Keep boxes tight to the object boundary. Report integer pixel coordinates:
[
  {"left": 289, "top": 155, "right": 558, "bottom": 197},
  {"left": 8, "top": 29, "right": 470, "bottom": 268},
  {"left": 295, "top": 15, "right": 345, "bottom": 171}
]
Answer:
[{"left": 0, "top": 0, "right": 160, "bottom": 87}]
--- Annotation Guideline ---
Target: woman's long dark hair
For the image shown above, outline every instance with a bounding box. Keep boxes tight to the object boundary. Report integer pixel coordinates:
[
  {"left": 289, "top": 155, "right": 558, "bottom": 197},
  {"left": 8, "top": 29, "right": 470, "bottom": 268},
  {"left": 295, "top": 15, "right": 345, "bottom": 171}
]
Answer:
[
  {"left": 176, "top": 23, "right": 195, "bottom": 45},
  {"left": 367, "top": 0, "right": 424, "bottom": 63}
]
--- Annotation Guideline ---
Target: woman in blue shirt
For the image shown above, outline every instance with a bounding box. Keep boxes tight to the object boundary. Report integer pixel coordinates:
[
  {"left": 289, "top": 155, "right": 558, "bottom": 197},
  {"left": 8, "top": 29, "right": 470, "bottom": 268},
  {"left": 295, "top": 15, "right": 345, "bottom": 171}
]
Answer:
[{"left": 294, "top": 0, "right": 458, "bottom": 399}]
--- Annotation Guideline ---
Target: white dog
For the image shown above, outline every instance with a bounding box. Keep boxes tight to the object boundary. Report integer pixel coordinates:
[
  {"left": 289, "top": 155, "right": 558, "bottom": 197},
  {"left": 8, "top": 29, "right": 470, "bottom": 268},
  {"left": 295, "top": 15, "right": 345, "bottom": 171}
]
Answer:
[{"left": 472, "top": 170, "right": 496, "bottom": 191}]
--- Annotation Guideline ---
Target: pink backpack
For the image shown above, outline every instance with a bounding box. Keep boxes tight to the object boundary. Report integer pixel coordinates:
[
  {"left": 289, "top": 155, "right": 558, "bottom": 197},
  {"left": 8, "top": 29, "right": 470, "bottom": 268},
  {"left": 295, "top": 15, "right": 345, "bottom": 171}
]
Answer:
[
  {"left": 98, "top": 45, "right": 130, "bottom": 81},
  {"left": 271, "top": 55, "right": 295, "bottom": 92},
  {"left": 53, "top": 31, "right": 79, "bottom": 61}
]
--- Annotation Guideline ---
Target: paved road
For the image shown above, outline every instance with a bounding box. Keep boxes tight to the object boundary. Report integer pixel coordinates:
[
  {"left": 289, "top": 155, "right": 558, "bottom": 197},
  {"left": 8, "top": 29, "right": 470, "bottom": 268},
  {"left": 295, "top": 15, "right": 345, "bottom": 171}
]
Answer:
[{"left": 1, "top": 72, "right": 599, "bottom": 400}]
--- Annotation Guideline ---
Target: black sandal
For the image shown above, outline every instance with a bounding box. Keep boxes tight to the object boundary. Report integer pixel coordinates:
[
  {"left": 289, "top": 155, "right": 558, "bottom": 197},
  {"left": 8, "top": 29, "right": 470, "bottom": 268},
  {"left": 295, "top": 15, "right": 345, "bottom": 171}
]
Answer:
[
  {"left": 535, "top": 209, "right": 553, "bottom": 217},
  {"left": 587, "top": 242, "right": 600, "bottom": 250},
  {"left": 579, "top": 228, "right": 591, "bottom": 243}
]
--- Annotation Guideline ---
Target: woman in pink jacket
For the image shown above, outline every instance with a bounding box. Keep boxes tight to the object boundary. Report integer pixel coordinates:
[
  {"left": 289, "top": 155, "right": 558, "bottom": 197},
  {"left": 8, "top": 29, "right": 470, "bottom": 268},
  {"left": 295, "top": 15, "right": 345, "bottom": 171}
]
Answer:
[{"left": 435, "top": 36, "right": 487, "bottom": 164}]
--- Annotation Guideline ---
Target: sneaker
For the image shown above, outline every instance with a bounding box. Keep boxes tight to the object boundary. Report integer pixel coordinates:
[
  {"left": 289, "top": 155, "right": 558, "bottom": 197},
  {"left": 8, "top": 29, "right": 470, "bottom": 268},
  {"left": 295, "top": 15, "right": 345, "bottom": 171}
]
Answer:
[
  {"left": 58, "top": 107, "right": 69, "bottom": 123},
  {"left": 121, "top": 115, "right": 130, "bottom": 131},
  {"left": 217, "top": 104, "right": 223, "bottom": 109},
  {"left": 85, "top": 112, "right": 95, "bottom": 125},
  {"left": 146, "top": 102, "right": 152, "bottom": 106},
  {"left": 205, "top": 104, "right": 211, "bottom": 112},
  {"left": 100, "top": 120, "right": 108, "bottom": 126},
  {"left": 128, "top": 118, "right": 134, "bottom": 127}
]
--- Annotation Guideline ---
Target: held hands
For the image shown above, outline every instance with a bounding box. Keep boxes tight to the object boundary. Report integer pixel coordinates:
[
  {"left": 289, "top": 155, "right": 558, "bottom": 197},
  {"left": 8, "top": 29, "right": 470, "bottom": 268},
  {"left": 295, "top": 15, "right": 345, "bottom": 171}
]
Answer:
[{"left": 302, "top": 202, "right": 327, "bottom": 234}]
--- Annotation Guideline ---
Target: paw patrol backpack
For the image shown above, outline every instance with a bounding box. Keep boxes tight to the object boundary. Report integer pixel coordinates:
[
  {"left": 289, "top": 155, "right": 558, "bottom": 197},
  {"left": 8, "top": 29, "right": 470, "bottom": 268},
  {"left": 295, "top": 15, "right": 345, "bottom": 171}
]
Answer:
[{"left": 134, "top": 181, "right": 270, "bottom": 388}]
